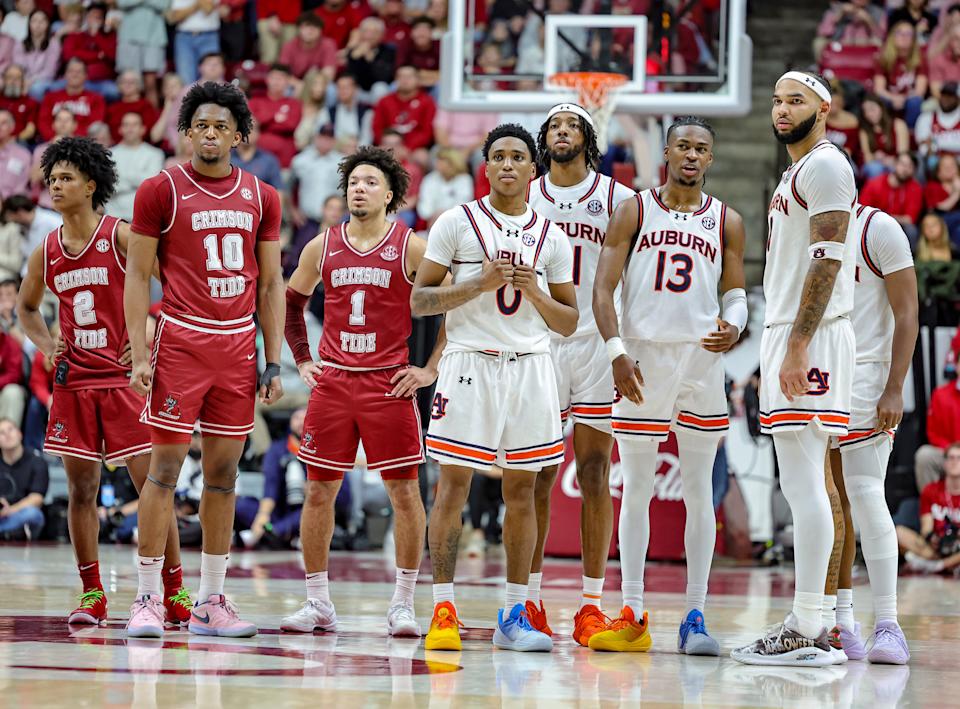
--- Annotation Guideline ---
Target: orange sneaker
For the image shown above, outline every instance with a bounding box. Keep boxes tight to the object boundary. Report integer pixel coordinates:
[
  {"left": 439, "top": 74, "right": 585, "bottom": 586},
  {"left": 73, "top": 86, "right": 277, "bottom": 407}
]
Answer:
[
  {"left": 425, "top": 601, "right": 464, "bottom": 651},
  {"left": 573, "top": 604, "right": 610, "bottom": 647},
  {"left": 524, "top": 600, "right": 552, "bottom": 636},
  {"left": 588, "top": 607, "right": 652, "bottom": 652}
]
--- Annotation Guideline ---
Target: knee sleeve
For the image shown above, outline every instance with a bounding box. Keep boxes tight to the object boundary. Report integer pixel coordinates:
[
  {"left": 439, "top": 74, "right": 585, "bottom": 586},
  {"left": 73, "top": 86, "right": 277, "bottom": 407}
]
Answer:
[{"left": 842, "top": 437, "right": 898, "bottom": 562}]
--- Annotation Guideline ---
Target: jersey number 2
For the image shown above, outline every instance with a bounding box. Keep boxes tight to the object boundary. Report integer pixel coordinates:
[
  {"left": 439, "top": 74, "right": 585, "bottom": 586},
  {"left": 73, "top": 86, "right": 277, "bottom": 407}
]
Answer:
[
  {"left": 203, "top": 233, "right": 244, "bottom": 271},
  {"left": 653, "top": 251, "right": 693, "bottom": 293},
  {"left": 73, "top": 290, "right": 96, "bottom": 325}
]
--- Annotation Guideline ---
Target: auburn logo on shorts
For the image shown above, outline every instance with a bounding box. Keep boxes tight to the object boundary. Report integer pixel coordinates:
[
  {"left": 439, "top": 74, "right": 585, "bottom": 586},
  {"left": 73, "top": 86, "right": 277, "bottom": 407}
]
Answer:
[
  {"left": 50, "top": 419, "right": 68, "bottom": 443},
  {"left": 806, "top": 368, "right": 830, "bottom": 396},
  {"left": 431, "top": 392, "right": 449, "bottom": 420},
  {"left": 159, "top": 392, "right": 183, "bottom": 420}
]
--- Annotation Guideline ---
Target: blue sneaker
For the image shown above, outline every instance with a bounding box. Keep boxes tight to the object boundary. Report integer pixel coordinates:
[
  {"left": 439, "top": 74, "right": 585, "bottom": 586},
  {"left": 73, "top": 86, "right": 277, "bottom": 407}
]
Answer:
[
  {"left": 492, "top": 603, "right": 553, "bottom": 652},
  {"left": 678, "top": 609, "right": 720, "bottom": 656}
]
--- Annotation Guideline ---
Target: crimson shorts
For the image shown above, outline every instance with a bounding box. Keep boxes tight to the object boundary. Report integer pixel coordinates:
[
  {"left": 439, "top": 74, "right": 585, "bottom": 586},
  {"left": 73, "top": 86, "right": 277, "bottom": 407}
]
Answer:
[
  {"left": 143, "top": 315, "right": 257, "bottom": 438},
  {"left": 45, "top": 386, "right": 151, "bottom": 464},
  {"left": 298, "top": 365, "right": 424, "bottom": 481}
]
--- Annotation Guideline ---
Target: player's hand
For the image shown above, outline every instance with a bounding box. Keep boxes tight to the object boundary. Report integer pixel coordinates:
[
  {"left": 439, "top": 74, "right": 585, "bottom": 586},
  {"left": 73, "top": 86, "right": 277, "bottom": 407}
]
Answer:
[
  {"left": 130, "top": 360, "right": 154, "bottom": 396},
  {"left": 297, "top": 360, "right": 324, "bottom": 388},
  {"left": 778, "top": 346, "right": 809, "bottom": 402},
  {"left": 478, "top": 257, "right": 512, "bottom": 292},
  {"left": 511, "top": 264, "right": 541, "bottom": 297},
  {"left": 876, "top": 387, "right": 904, "bottom": 431},
  {"left": 701, "top": 318, "right": 740, "bottom": 353},
  {"left": 53, "top": 334, "right": 66, "bottom": 359},
  {"left": 259, "top": 364, "right": 284, "bottom": 405},
  {"left": 612, "top": 354, "right": 644, "bottom": 405},
  {"left": 389, "top": 365, "right": 438, "bottom": 398},
  {"left": 118, "top": 342, "right": 133, "bottom": 367}
]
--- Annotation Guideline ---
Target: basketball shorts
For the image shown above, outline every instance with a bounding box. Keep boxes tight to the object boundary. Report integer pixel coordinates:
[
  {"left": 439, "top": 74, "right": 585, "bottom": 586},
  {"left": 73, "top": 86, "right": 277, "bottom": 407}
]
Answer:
[
  {"left": 832, "top": 361, "right": 895, "bottom": 451},
  {"left": 143, "top": 315, "right": 257, "bottom": 438},
  {"left": 611, "top": 340, "right": 729, "bottom": 443},
  {"left": 298, "top": 365, "right": 424, "bottom": 480},
  {"left": 425, "top": 351, "right": 563, "bottom": 472},
  {"left": 45, "top": 386, "right": 151, "bottom": 464},
  {"left": 551, "top": 334, "right": 615, "bottom": 434},
  {"left": 759, "top": 318, "right": 855, "bottom": 437}
]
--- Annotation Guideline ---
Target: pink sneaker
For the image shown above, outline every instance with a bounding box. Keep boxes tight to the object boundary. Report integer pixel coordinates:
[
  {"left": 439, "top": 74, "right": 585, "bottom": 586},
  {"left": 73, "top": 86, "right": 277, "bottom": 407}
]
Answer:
[
  {"left": 127, "top": 595, "right": 165, "bottom": 638},
  {"left": 188, "top": 594, "right": 258, "bottom": 638}
]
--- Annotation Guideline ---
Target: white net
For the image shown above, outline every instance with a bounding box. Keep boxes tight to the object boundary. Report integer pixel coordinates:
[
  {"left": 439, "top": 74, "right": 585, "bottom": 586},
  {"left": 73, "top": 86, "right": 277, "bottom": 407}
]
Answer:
[{"left": 548, "top": 72, "right": 627, "bottom": 153}]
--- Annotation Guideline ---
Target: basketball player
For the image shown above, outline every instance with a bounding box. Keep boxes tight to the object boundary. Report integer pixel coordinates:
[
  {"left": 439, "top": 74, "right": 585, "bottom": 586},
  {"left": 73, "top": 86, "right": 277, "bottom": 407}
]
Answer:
[
  {"left": 16, "top": 138, "right": 191, "bottom": 627},
  {"left": 280, "top": 146, "right": 439, "bottom": 637},
  {"left": 731, "top": 71, "right": 858, "bottom": 666},
  {"left": 124, "top": 82, "right": 284, "bottom": 638},
  {"left": 411, "top": 123, "right": 577, "bottom": 652},
  {"left": 524, "top": 103, "right": 636, "bottom": 645},
  {"left": 591, "top": 116, "right": 747, "bottom": 654},
  {"left": 825, "top": 204, "right": 916, "bottom": 665}
]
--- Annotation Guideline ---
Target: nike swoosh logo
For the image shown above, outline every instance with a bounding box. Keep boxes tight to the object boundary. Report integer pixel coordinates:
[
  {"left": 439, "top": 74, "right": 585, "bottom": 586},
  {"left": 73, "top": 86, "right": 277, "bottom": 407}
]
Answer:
[
  {"left": 49, "top": 257, "right": 62, "bottom": 266},
  {"left": 330, "top": 250, "right": 344, "bottom": 256},
  {"left": 192, "top": 611, "right": 210, "bottom": 623},
  {"left": 181, "top": 193, "right": 197, "bottom": 200},
  {"left": 79, "top": 563, "right": 96, "bottom": 571},
  {"left": 246, "top": 353, "right": 255, "bottom": 360}
]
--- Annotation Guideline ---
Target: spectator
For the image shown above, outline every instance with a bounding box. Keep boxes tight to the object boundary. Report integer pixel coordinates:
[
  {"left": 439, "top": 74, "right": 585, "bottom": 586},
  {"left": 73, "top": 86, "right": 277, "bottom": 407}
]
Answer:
[
  {"left": 115, "top": 0, "right": 170, "bottom": 108},
  {"left": 168, "top": 0, "right": 220, "bottom": 84},
  {"left": 888, "top": 0, "right": 938, "bottom": 44},
  {"left": 236, "top": 408, "right": 308, "bottom": 549},
  {"left": 345, "top": 17, "right": 397, "bottom": 103},
  {"left": 232, "top": 122, "right": 283, "bottom": 189},
  {"left": 0, "top": 205, "right": 23, "bottom": 281},
  {"left": 916, "top": 81, "right": 960, "bottom": 160},
  {"left": 379, "top": 128, "right": 421, "bottom": 228},
  {"left": 0, "top": 64, "right": 38, "bottom": 142},
  {"left": 0, "top": 109, "right": 30, "bottom": 201},
  {"left": 433, "top": 107, "right": 499, "bottom": 168},
  {"left": 915, "top": 350, "right": 960, "bottom": 488},
  {"left": 814, "top": 0, "right": 885, "bottom": 60},
  {"left": 59, "top": 3, "right": 119, "bottom": 101},
  {"left": 859, "top": 93, "right": 910, "bottom": 178},
  {"left": 96, "top": 466, "right": 141, "bottom": 544},
  {"left": 257, "top": 0, "right": 301, "bottom": 65},
  {"left": 378, "top": 0, "right": 410, "bottom": 47},
  {"left": 928, "top": 2, "right": 960, "bottom": 61},
  {"left": 372, "top": 65, "right": 436, "bottom": 155},
  {"left": 327, "top": 73, "right": 373, "bottom": 146},
  {"left": 279, "top": 12, "right": 337, "bottom": 81},
  {"left": 37, "top": 58, "right": 107, "bottom": 142},
  {"left": 287, "top": 123, "right": 343, "bottom": 272},
  {"left": 859, "top": 151, "right": 924, "bottom": 243},
  {"left": 472, "top": 42, "right": 508, "bottom": 91},
  {"left": 2, "top": 194, "right": 60, "bottom": 268},
  {"left": 930, "top": 23, "right": 960, "bottom": 97},
  {"left": 315, "top": 0, "right": 365, "bottom": 50},
  {"left": 0, "top": 0, "right": 33, "bottom": 43},
  {"left": 0, "top": 279, "right": 20, "bottom": 347},
  {"left": 825, "top": 80, "right": 862, "bottom": 163},
  {"left": 923, "top": 154, "right": 960, "bottom": 240},
  {"left": 293, "top": 69, "right": 331, "bottom": 150},
  {"left": 154, "top": 52, "right": 225, "bottom": 151},
  {"left": 23, "top": 321, "right": 53, "bottom": 451},
  {"left": 86, "top": 121, "right": 112, "bottom": 149},
  {"left": 219, "top": 0, "right": 247, "bottom": 61},
  {"left": 249, "top": 63, "right": 302, "bottom": 168},
  {"left": 31, "top": 108, "right": 77, "bottom": 211},
  {"left": 149, "top": 71, "right": 185, "bottom": 152},
  {"left": 12, "top": 10, "right": 58, "bottom": 97},
  {"left": 918, "top": 212, "right": 959, "bottom": 261},
  {"left": 0, "top": 418, "right": 46, "bottom": 541},
  {"left": 874, "top": 20, "right": 928, "bottom": 128},
  {"left": 54, "top": 5, "right": 83, "bottom": 43},
  {"left": 397, "top": 16, "right": 440, "bottom": 88},
  {"left": 417, "top": 148, "right": 474, "bottom": 228},
  {"left": 896, "top": 442, "right": 960, "bottom": 574},
  {"left": 0, "top": 326, "right": 24, "bottom": 425},
  {"left": 106, "top": 71, "right": 159, "bottom": 144},
  {"left": 108, "top": 112, "right": 164, "bottom": 221},
  {"left": 484, "top": 18, "right": 518, "bottom": 70},
  {"left": 425, "top": 0, "right": 448, "bottom": 33},
  {"left": 0, "top": 10, "right": 13, "bottom": 74}
]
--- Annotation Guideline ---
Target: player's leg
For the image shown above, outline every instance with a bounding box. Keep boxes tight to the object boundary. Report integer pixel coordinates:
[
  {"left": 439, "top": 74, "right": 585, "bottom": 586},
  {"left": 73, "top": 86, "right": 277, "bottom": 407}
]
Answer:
[
  {"left": 383, "top": 473, "right": 426, "bottom": 637},
  {"left": 830, "top": 448, "right": 863, "bottom": 660},
  {"left": 62, "top": 455, "right": 108, "bottom": 624},
  {"left": 822, "top": 447, "right": 846, "bottom": 663}
]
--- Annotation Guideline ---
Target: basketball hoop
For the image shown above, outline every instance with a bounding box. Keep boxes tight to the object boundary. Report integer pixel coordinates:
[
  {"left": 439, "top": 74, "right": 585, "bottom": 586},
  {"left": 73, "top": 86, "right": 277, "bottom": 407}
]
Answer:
[{"left": 547, "top": 72, "right": 628, "bottom": 154}]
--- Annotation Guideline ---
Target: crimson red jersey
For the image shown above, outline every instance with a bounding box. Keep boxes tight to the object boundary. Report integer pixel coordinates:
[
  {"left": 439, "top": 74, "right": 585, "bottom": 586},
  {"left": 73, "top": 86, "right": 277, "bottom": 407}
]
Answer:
[
  {"left": 318, "top": 222, "right": 414, "bottom": 369},
  {"left": 131, "top": 162, "right": 281, "bottom": 333},
  {"left": 43, "top": 214, "right": 130, "bottom": 390}
]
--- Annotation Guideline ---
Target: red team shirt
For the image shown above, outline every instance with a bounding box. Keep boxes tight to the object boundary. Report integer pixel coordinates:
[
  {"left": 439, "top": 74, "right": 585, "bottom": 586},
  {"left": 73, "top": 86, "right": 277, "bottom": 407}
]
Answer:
[
  {"left": 920, "top": 479, "right": 960, "bottom": 539},
  {"left": 318, "top": 222, "right": 414, "bottom": 369},
  {"left": 131, "top": 162, "right": 282, "bottom": 330},
  {"left": 44, "top": 214, "right": 131, "bottom": 390}
]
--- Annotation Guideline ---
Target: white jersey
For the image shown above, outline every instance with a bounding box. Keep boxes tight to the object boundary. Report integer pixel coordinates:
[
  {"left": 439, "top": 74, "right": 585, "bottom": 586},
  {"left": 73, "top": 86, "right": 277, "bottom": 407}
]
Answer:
[
  {"left": 424, "top": 196, "right": 573, "bottom": 354},
  {"left": 765, "top": 140, "right": 858, "bottom": 325},
  {"left": 527, "top": 171, "right": 635, "bottom": 338},
  {"left": 620, "top": 188, "right": 726, "bottom": 342},
  {"left": 851, "top": 205, "right": 915, "bottom": 363}
]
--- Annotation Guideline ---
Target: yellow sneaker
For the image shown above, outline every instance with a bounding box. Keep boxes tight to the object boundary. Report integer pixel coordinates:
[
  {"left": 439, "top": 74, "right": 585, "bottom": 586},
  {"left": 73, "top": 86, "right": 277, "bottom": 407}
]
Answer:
[
  {"left": 425, "top": 601, "right": 464, "bottom": 651},
  {"left": 587, "top": 606, "right": 652, "bottom": 652}
]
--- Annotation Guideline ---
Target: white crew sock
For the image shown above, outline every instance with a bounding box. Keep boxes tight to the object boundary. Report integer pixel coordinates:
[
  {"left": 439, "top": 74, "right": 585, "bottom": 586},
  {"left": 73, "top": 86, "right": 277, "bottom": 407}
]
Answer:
[
  {"left": 581, "top": 575, "right": 603, "bottom": 610},
  {"left": 306, "top": 570, "right": 330, "bottom": 604},
  {"left": 617, "top": 440, "right": 659, "bottom": 619},
  {"left": 391, "top": 568, "right": 418, "bottom": 607},
  {"left": 197, "top": 553, "right": 228, "bottom": 601},
  {"left": 527, "top": 572, "right": 543, "bottom": 605},
  {"left": 137, "top": 555, "right": 164, "bottom": 598},
  {"left": 432, "top": 582, "right": 455, "bottom": 606},
  {"left": 793, "top": 591, "right": 826, "bottom": 638},
  {"left": 822, "top": 593, "right": 837, "bottom": 630},
  {"left": 836, "top": 587, "right": 855, "bottom": 631},
  {"left": 504, "top": 582, "right": 526, "bottom": 610}
]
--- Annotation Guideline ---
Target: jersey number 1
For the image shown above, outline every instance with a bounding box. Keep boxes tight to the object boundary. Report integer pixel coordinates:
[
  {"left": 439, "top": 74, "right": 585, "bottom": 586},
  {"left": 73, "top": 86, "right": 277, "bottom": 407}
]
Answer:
[{"left": 653, "top": 251, "right": 693, "bottom": 293}]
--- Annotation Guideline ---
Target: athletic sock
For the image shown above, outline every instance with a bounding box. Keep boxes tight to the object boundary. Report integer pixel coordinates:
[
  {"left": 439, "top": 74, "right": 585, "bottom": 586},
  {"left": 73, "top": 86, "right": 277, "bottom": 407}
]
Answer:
[
  {"left": 836, "top": 588, "right": 855, "bottom": 631},
  {"left": 391, "top": 568, "right": 418, "bottom": 607},
  {"left": 432, "top": 582, "right": 454, "bottom": 607},
  {"left": 822, "top": 593, "right": 837, "bottom": 630},
  {"left": 581, "top": 575, "right": 603, "bottom": 610},
  {"left": 622, "top": 581, "right": 644, "bottom": 619},
  {"left": 78, "top": 560, "right": 102, "bottom": 593},
  {"left": 874, "top": 593, "right": 898, "bottom": 623},
  {"left": 793, "top": 591, "right": 825, "bottom": 638},
  {"left": 504, "top": 582, "right": 526, "bottom": 611},
  {"left": 306, "top": 571, "right": 331, "bottom": 604},
  {"left": 686, "top": 583, "right": 708, "bottom": 615},
  {"left": 527, "top": 572, "right": 543, "bottom": 605},
  {"left": 162, "top": 564, "right": 183, "bottom": 599},
  {"left": 137, "top": 555, "right": 164, "bottom": 598},
  {"left": 197, "top": 553, "right": 228, "bottom": 600}
]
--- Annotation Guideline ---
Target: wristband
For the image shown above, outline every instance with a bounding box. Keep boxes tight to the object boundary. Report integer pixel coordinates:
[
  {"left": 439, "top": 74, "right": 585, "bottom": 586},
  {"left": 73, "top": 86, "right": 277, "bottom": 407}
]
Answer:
[
  {"left": 260, "top": 363, "right": 281, "bottom": 389},
  {"left": 808, "top": 240, "right": 845, "bottom": 262},
  {"left": 605, "top": 337, "right": 628, "bottom": 363},
  {"left": 721, "top": 288, "right": 748, "bottom": 335}
]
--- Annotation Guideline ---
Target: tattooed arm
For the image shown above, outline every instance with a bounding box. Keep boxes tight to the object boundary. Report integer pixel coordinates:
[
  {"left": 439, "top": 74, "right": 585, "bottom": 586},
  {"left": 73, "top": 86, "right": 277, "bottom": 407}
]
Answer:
[{"left": 410, "top": 257, "right": 511, "bottom": 315}]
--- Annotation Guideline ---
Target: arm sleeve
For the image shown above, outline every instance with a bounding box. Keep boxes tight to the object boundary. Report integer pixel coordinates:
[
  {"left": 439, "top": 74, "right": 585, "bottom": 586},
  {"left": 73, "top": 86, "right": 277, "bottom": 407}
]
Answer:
[
  {"left": 423, "top": 208, "right": 461, "bottom": 268},
  {"left": 545, "top": 224, "right": 574, "bottom": 283},
  {"left": 130, "top": 173, "right": 171, "bottom": 238},
  {"left": 257, "top": 184, "right": 282, "bottom": 241},
  {"left": 870, "top": 211, "right": 915, "bottom": 275},
  {"left": 28, "top": 454, "right": 49, "bottom": 497},
  {"left": 796, "top": 149, "right": 857, "bottom": 217}
]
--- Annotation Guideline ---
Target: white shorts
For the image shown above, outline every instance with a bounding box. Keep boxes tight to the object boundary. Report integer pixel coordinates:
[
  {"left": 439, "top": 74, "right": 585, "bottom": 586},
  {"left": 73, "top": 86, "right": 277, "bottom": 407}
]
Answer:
[
  {"left": 760, "top": 318, "right": 855, "bottom": 437},
  {"left": 425, "top": 350, "right": 563, "bottom": 471},
  {"left": 833, "top": 361, "right": 896, "bottom": 451},
  {"left": 551, "top": 334, "right": 615, "bottom": 434},
  {"left": 611, "top": 340, "right": 729, "bottom": 443}
]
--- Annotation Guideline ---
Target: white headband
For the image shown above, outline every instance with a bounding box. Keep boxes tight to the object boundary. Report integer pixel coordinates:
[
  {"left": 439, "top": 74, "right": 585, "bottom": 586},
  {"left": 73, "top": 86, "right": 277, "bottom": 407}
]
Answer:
[
  {"left": 546, "top": 103, "right": 596, "bottom": 130},
  {"left": 776, "top": 71, "right": 832, "bottom": 104}
]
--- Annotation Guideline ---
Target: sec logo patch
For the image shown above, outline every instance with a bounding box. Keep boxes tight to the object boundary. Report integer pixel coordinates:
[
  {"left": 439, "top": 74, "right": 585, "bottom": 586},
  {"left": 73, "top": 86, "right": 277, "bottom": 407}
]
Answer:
[
  {"left": 95, "top": 239, "right": 110, "bottom": 253},
  {"left": 586, "top": 199, "right": 604, "bottom": 216},
  {"left": 701, "top": 216, "right": 716, "bottom": 230},
  {"left": 241, "top": 188, "right": 253, "bottom": 200}
]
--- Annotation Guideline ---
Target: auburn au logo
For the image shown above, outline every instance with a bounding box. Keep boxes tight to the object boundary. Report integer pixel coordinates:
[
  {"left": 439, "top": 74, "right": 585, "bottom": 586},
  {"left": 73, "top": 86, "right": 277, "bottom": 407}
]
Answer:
[
  {"left": 431, "top": 392, "right": 449, "bottom": 420},
  {"left": 806, "top": 368, "right": 830, "bottom": 396}
]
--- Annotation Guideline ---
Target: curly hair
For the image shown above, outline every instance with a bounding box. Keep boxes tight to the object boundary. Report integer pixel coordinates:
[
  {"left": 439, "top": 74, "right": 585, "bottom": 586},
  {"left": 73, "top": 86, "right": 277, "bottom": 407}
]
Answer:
[
  {"left": 177, "top": 81, "right": 254, "bottom": 140},
  {"left": 40, "top": 137, "right": 117, "bottom": 209},
  {"left": 482, "top": 123, "right": 537, "bottom": 163},
  {"left": 536, "top": 113, "right": 601, "bottom": 172},
  {"left": 666, "top": 115, "right": 716, "bottom": 143},
  {"left": 337, "top": 145, "right": 411, "bottom": 214}
]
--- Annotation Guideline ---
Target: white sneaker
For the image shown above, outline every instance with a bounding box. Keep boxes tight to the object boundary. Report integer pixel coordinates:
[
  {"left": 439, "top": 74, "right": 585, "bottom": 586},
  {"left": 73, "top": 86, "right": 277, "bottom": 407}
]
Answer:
[
  {"left": 281, "top": 599, "right": 337, "bottom": 633},
  {"left": 904, "top": 551, "right": 944, "bottom": 574},
  {"left": 387, "top": 603, "right": 421, "bottom": 637},
  {"left": 465, "top": 531, "right": 485, "bottom": 558}
]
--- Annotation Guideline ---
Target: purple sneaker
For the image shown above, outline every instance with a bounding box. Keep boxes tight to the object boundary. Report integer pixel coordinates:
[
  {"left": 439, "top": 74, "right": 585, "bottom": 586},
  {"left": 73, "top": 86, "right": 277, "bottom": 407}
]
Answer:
[
  {"left": 188, "top": 594, "right": 258, "bottom": 638},
  {"left": 127, "top": 594, "right": 165, "bottom": 638},
  {"left": 838, "top": 623, "right": 866, "bottom": 660},
  {"left": 866, "top": 620, "right": 909, "bottom": 665}
]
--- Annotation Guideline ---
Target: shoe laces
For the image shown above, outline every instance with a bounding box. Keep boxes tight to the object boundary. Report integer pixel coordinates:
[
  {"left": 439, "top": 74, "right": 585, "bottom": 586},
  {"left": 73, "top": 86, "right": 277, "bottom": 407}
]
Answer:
[
  {"left": 684, "top": 613, "right": 708, "bottom": 635},
  {"left": 577, "top": 606, "right": 611, "bottom": 629},
  {"left": 76, "top": 588, "right": 105, "bottom": 609},
  {"left": 609, "top": 611, "right": 641, "bottom": 632},
  {"left": 167, "top": 587, "right": 192, "bottom": 609},
  {"left": 214, "top": 596, "right": 240, "bottom": 618},
  {"left": 434, "top": 606, "right": 463, "bottom": 631},
  {"left": 390, "top": 604, "right": 415, "bottom": 622},
  {"left": 874, "top": 624, "right": 905, "bottom": 649}
]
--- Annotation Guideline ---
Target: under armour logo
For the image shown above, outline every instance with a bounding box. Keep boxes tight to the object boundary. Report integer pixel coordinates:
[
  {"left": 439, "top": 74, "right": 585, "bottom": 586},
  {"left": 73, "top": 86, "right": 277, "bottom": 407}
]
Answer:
[
  {"left": 458, "top": 376, "right": 472, "bottom": 385},
  {"left": 559, "top": 201, "right": 573, "bottom": 210},
  {"left": 505, "top": 228, "right": 519, "bottom": 238},
  {"left": 673, "top": 212, "right": 689, "bottom": 221}
]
